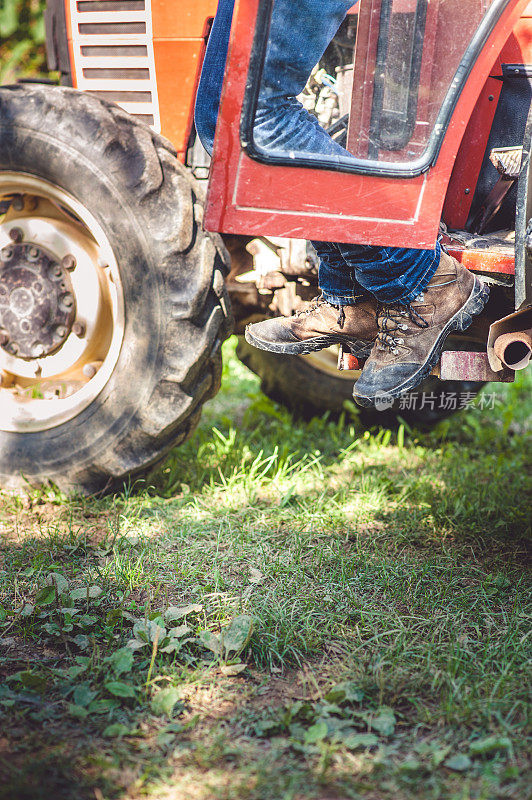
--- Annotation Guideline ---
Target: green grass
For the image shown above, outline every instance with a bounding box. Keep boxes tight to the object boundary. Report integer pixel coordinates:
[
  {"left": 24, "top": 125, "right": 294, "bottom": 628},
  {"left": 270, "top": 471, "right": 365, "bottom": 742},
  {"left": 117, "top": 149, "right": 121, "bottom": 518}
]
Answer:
[{"left": 0, "top": 337, "right": 530, "bottom": 800}]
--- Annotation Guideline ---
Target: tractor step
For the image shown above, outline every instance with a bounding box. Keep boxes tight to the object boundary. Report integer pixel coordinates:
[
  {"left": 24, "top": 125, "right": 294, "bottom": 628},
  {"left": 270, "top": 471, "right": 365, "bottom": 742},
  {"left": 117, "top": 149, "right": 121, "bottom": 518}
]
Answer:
[{"left": 337, "top": 345, "right": 514, "bottom": 382}]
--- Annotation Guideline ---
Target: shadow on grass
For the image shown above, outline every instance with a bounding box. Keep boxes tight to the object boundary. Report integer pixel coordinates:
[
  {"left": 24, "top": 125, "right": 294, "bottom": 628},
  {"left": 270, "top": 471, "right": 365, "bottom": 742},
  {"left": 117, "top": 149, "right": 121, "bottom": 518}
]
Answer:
[{"left": 0, "top": 344, "right": 530, "bottom": 800}]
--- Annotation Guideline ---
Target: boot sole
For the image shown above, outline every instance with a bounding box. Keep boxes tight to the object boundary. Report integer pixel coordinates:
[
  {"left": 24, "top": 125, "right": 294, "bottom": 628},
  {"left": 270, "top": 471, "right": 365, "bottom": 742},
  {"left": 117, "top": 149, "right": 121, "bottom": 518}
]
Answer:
[
  {"left": 244, "top": 328, "right": 373, "bottom": 358},
  {"left": 353, "top": 277, "right": 490, "bottom": 407}
]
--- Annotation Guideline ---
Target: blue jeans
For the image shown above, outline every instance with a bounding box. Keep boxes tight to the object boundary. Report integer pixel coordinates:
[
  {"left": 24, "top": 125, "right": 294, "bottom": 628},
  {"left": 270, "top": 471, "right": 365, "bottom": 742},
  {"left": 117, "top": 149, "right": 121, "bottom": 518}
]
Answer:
[{"left": 195, "top": 0, "right": 440, "bottom": 306}]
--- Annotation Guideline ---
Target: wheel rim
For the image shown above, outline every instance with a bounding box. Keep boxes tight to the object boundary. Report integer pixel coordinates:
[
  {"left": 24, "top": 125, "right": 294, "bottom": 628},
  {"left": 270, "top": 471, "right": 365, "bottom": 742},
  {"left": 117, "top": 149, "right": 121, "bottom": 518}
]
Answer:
[{"left": 0, "top": 173, "right": 124, "bottom": 432}]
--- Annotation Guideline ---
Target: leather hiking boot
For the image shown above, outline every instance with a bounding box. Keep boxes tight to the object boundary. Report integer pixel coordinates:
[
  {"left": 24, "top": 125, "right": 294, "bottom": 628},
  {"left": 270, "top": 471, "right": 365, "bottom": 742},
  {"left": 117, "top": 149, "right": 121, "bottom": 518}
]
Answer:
[
  {"left": 244, "top": 295, "right": 379, "bottom": 357},
  {"left": 353, "top": 252, "right": 490, "bottom": 407}
]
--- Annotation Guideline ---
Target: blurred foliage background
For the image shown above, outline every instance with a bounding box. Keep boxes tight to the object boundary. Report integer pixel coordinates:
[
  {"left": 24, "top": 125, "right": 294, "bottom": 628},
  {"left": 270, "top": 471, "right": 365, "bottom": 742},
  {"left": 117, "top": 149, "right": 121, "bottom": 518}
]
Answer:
[{"left": 0, "top": 0, "right": 52, "bottom": 84}]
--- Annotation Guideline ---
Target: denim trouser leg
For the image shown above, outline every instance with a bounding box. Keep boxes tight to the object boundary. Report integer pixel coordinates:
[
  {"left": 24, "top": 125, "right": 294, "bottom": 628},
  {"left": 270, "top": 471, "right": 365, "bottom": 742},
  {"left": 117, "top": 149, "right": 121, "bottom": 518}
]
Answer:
[
  {"left": 195, "top": 0, "right": 236, "bottom": 156},
  {"left": 313, "top": 241, "right": 441, "bottom": 307},
  {"left": 195, "top": 0, "right": 440, "bottom": 307}
]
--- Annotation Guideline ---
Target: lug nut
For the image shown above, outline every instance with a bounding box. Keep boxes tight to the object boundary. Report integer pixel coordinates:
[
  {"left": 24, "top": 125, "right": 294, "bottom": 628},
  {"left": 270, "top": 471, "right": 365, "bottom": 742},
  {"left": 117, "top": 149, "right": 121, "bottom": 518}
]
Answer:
[
  {"left": 31, "top": 343, "right": 45, "bottom": 358},
  {"left": 28, "top": 246, "right": 40, "bottom": 260},
  {"left": 11, "top": 196, "right": 24, "bottom": 212},
  {"left": 48, "top": 264, "right": 62, "bottom": 279},
  {"left": 0, "top": 247, "right": 13, "bottom": 262},
  {"left": 62, "top": 293, "right": 74, "bottom": 308},
  {"left": 55, "top": 324, "right": 67, "bottom": 338},
  {"left": 72, "top": 321, "right": 86, "bottom": 337},
  {"left": 83, "top": 363, "right": 97, "bottom": 379},
  {"left": 8, "top": 227, "right": 23, "bottom": 243},
  {"left": 62, "top": 254, "right": 76, "bottom": 271}
]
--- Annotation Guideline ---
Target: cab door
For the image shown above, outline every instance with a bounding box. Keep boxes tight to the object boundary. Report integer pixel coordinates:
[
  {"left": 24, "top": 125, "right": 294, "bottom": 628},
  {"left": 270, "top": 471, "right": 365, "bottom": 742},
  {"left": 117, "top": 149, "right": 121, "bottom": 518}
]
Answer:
[{"left": 204, "top": 0, "right": 528, "bottom": 249}]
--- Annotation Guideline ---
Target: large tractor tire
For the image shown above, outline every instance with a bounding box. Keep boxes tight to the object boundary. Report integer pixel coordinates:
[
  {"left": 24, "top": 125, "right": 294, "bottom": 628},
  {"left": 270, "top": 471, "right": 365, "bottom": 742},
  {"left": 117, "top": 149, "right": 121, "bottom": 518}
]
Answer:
[
  {"left": 0, "top": 85, "right": 231, "bottom": 494},
  {"left": 237, "top": 339, "right": 483, "bottom": 427}
]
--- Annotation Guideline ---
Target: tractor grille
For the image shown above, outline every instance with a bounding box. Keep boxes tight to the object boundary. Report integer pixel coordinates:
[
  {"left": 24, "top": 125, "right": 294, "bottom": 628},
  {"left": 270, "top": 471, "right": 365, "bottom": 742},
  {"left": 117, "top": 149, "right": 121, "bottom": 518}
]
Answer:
[{"left": 69, "top": 0, "right": 160, "bottom": 130}]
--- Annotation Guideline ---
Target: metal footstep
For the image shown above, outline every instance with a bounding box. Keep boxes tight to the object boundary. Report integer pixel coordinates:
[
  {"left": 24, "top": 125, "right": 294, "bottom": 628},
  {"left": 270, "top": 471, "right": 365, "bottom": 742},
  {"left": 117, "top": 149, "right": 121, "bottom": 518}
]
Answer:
[{"left": 337, "top": 344, "right": 514, "bottom": 382}]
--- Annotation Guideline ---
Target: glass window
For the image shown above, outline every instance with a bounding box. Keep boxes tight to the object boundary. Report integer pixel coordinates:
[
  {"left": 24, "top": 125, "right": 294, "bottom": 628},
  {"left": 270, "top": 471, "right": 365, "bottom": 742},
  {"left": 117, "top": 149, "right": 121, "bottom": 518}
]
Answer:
[{"left": 242, "top": 0, "right": 505, "bottom": 176}]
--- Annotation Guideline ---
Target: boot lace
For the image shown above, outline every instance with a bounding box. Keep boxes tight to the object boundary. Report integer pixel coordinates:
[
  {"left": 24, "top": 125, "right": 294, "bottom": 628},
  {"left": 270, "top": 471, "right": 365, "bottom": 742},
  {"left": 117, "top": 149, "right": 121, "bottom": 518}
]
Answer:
[
  {"left": 377, "top": 300, "right": 429, "bottom": 355},
  {"left": 295, "top": 295, "right": 346, "bottom": 328}
]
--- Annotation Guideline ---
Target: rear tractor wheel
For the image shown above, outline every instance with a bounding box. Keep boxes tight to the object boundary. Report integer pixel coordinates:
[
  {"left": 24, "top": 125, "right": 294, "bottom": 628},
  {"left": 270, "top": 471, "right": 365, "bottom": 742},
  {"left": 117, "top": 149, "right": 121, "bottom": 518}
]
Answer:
[{"left": 0, "top": 84, "right": 231, "bottom": 494}]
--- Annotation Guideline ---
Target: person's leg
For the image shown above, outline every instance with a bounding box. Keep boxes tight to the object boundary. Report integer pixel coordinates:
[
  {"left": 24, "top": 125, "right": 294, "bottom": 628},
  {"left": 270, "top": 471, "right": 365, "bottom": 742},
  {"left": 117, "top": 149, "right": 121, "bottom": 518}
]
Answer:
[
  {"left": 194, "top": 0, "right": 440, "bottom": 306},
  {"left": 245, "top": 0, "right": 442, "bottom": 358},
  {"left": 194, "top": 0, "right": 235, "bottom": 156},
  {"left": 311, "top": 241, "right": 367, "bottom": 306},
  {"left": 253, "top": 0, "right": 439, "bottom": 307},
  {"left": 335, "top": 242, "right": 441, "bottom": 307}
]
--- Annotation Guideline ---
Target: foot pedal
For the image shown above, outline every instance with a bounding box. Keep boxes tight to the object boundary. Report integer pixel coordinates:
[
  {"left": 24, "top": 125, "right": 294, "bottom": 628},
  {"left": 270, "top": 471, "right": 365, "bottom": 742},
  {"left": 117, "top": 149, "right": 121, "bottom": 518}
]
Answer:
[{"left": 489, "top": 146, "right": 522, "bottom": 179}]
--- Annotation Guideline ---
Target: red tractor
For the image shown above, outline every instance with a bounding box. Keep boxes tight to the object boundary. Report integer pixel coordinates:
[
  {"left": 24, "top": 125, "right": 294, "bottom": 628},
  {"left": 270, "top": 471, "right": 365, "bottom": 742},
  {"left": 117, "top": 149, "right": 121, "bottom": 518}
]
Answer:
[{"left": 0, "top": 0, "right": 530, "bottom": 493}]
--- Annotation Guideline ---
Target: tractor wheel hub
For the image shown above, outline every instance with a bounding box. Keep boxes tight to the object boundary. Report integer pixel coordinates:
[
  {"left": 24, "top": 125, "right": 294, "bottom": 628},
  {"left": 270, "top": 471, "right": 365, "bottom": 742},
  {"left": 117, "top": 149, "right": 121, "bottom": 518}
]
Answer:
[{"left": 0, "top": 242, "right": 76, "bottom": 359}]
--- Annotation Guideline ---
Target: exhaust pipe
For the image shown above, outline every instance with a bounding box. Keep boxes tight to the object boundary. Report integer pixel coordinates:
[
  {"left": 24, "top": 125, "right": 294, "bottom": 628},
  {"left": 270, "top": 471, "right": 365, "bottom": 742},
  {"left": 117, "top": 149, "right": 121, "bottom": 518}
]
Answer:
[
  {"left": 487, "top": 307, "right": 532, "bottom": 373},
  {"left": 493, "top": 328, "right": 532, "bottom": 370}
]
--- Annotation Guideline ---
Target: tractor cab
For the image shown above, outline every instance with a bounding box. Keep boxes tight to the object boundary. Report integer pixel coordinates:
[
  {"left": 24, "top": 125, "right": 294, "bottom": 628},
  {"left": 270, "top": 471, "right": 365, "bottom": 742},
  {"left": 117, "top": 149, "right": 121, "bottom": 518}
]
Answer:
[{"left": 203, "top": 0, "right": 532, "bottom": 377}]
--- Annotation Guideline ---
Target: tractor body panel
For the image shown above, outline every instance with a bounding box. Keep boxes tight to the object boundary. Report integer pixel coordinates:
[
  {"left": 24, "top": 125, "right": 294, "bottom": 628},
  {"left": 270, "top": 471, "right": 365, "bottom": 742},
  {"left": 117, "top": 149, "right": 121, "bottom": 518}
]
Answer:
[
  {"left": 203, "top": 0, "right": 529, "bottom": 250},
  {"left": 54, "top": 0, "right": 217, "bottom": 159}
]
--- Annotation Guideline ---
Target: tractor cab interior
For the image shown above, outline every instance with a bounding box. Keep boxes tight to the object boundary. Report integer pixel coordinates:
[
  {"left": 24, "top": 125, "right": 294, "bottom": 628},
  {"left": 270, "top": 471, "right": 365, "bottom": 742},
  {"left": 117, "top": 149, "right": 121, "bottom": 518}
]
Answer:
[{"left": 244, "top": 0, "right": 502, "bottom": 172}]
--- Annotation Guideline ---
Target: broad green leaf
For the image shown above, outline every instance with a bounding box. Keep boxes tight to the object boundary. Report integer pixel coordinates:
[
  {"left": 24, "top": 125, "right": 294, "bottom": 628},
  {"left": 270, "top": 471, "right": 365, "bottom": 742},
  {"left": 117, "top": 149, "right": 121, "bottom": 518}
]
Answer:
[
  {"left": 369, "top": 707, "right": 396, "bottom": 737},
  {"left": 165, "top": 604, "right": 203, "bottom": 622},
  {"left": 20, "top": 604, "right": 34, "bottom": 617},
  {"left": 325, "top": 681, "right": 364, "bottom": 704},
  {"left": 127, "top": 638, "right": 148, "bottom": 651},
  {"left": 198, "top": 629, "right": 222, "bottom": 656},
  {"left": 68, "top": 703, "right": 89, "bottom": 720},
  {"left": 151, "top": 687, "right": 183, "bottom": 719},
  {"left": 18, "top": 671, "right": 47, "bottom": 692},
  {"left": 343, "top": 733, "right": 378, "bottom": 750},
  {"left": 133, "top": 620, "right": 166, "bottom": 643},
  {"left": 73, "top": 684, "right": 97, "bottom": 707},
  {"left": 63, "top": 665, "right": 86, "bottom": 680},
  {"left": 220, "top": 663, "right": 247, "bottom": 676},
  {"left": 221, "top": 615, "right": 253, "bottom": 657},
  {"left": 44, "top": 573, "right": 69, "bottom": 594},
  {"left": 88, "top": 698, "right": 119, "bottom": 714},
  {"left": 168, "top": 625, "right": 190, "bottom": 638},
  {"left": 78, "top": 615, "right": 97, "bottom": 627},
  {"left": 304, "top": 720, "right": 328, "bottom": 744},
  {"left": 0, "top": 1, "right": 18, "bottom": 38},
  {"left": 156, "top": 732, "right": 176, "bottom": 748},
  {"left": 431, "top": 746, "right": 452, "bottom": 767},
  {"left": 147, "top": 612, "right": 166, "bottom": 627},
  {"left": 106, "top": 608, "right": 123, "bottom": 626},
  {"left": 104, "top": 681, "right": 136, "bottom": 699},
  {"left": 71, "top": 586, "right": 103, "bottom": 601},
  {"left": 399, "top": 759, "right": 423, "bottom": 773},
  {"left": 160, "top": 637, "right": 194, "bottom": 654},
  {"left": 105, "top": 647, "right": 134, "bottom": 676},
  {"left": 43, "top": 622, "right": 61, "bottom": 636},
  {"left": 445, "top": 754, "right": 472, "bottom": 772},
  {"left": 103, "top": 723, "right": 129, "bottom": 738},
  {"left": 71, "top": 634, "right": 90, "bottom": 650},
  {"left": 35, "top": 586, "right": 55, "bottom": 606},
  {"left": 469, "top": 736, "right": 511, "bottom": 756},
  {"left": 0, "top": 606, "right": 6, "bottom": 623}
]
